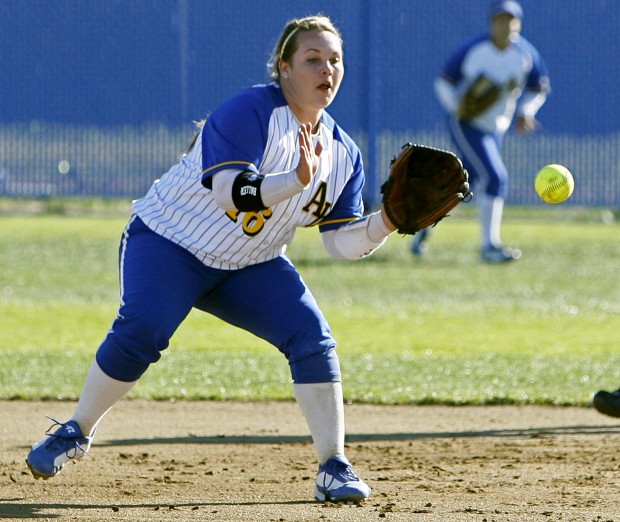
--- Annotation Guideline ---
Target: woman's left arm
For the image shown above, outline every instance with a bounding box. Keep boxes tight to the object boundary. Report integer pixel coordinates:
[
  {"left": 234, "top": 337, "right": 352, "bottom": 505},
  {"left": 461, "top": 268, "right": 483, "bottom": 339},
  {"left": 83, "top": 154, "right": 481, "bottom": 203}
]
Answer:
[{"left": 320, "top": 210, "right": 395, "bottom": 260}]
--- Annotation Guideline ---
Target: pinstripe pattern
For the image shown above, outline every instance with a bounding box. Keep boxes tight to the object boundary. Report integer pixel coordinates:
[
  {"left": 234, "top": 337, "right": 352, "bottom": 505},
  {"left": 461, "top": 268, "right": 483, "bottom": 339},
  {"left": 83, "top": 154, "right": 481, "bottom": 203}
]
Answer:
[{"left": 132, "top": 84, "right": 363, "bottom": 270}]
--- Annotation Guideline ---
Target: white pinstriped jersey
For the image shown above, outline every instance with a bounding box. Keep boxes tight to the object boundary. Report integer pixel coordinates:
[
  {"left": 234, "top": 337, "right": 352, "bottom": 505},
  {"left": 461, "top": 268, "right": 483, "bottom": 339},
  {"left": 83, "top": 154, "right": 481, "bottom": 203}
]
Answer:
[
  {"left": 132, "top": 83, "right": 365, "bottom": 270},
  {"left": 442, "top": 34, "right": 550, "bottom": 133}
]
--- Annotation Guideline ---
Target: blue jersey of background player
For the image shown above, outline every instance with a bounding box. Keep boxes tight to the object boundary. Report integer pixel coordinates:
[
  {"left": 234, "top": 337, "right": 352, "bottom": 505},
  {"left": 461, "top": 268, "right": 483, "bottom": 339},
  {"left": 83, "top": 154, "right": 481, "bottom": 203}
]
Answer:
[
  {"left": 413, "top": 0, "right": 550, "bottom": 263},
  {"left": 26, "top": 15, "right": 399, "bottom": 504}
]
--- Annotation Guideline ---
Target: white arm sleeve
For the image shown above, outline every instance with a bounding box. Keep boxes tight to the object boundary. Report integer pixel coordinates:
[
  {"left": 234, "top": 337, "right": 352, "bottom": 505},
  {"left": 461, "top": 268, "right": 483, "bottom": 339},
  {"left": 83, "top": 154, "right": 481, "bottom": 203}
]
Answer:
[
  {"left": 434, "top": 76, "right": 459, "bottom": 114},
  {"left": 261, "top": 169, "right": 308, "bottom": 207},
  {"left": 321, "top": 211, "right": 393, "bottom": 260},
  {"left": 210, "top": 169, "right": 238, "bottom": 210},
  {"left": 517, "top": 90, "right": 548, "bottom": 119},
  {"left": 210, "top": 168, "right": 307, "bottom": 210}
]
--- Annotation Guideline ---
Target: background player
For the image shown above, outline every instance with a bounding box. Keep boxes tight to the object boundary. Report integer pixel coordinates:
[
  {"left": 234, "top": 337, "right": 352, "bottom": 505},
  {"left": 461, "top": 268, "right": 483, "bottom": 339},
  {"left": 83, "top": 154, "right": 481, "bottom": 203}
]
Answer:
[
  {"left": 412, "top": 0, "right": 551, "bottom": 263},
  {"left": 26, "top": 14, "right": 399, "bottom": 504}
]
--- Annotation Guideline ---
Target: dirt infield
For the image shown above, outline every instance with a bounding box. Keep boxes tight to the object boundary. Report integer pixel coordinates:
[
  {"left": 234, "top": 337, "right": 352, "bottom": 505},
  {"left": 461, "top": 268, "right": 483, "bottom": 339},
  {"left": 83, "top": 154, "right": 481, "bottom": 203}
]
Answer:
[{"left": 1, "top": 400, "right": 619, "bottom": 521}]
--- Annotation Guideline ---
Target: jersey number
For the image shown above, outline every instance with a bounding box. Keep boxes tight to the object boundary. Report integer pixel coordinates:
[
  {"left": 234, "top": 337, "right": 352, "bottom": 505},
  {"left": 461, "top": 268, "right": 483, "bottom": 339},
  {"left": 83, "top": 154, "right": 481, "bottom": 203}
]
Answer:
[
  {"left": 226, "top": 208, "right": 273, "bottom": 236},
  {"left": 225, "top": 181, "right": 332, "bottom": 235}
]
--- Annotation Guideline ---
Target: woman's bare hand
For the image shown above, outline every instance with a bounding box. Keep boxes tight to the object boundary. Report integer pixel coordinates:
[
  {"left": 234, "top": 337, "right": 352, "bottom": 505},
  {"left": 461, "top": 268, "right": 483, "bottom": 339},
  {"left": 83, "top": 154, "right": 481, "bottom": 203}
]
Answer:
[{"left": 296, "top": 123, "right": 323, "bottom": 186}]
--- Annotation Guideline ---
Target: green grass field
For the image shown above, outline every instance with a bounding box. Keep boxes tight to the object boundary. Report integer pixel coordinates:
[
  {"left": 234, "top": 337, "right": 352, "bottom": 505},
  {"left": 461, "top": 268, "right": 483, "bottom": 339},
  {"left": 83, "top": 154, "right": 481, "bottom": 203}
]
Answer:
[{"left": 1, "top": 200, "right": 619, "bottom": 405}]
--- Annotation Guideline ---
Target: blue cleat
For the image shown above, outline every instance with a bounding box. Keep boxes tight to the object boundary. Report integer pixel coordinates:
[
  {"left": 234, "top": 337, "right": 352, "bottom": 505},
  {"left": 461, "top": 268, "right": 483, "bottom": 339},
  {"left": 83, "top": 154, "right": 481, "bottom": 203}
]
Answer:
[
  {"left": 314, "top": 455, "right": 371, "bottom": 503},
  {"left": 481, "top": 245, "right": 521, "bottom": 264},
  {"left": 410, "top": 227, "right": 431, "bottom": 256},
  {"left": 26, "top": 418, "right": 93, "bottom": 479}
]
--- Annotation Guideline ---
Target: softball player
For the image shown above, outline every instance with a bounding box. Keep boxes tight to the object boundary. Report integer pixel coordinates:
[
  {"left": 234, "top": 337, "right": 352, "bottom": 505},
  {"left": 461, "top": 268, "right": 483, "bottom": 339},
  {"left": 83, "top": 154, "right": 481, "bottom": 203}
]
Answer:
[
  {"left": 412, "top": 0, "right": 551, "bottom": 263},
  {"left": 26, "top": 15, "right": 397, "bottom": 503}
]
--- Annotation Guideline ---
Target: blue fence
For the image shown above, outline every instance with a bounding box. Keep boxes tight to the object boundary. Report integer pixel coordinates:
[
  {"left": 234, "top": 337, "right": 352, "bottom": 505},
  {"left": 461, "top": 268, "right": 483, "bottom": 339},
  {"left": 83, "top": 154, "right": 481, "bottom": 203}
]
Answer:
[{"left": 1, "top": 0, "right": 618, "bottom": 207}]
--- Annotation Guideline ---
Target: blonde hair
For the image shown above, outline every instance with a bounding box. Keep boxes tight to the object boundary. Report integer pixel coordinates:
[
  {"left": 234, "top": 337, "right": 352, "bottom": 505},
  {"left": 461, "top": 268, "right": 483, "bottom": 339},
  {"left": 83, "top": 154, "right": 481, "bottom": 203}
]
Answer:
[{"left": 267, "top": 15, "right": 343, "bottom": 81}]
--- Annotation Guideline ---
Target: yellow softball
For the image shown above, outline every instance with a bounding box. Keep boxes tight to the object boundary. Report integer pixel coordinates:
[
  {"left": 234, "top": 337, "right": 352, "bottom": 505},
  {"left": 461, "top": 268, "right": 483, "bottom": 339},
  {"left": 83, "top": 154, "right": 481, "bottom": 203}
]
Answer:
[{"left": 534, "top": 164, "right": 575, "bottom": 204}]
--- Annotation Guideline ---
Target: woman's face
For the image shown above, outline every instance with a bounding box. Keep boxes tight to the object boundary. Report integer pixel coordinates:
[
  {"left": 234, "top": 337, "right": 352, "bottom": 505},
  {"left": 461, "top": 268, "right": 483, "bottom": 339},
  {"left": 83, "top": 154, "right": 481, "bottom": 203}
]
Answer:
[
  {"left": 279, "top": 30, "right": 344, "bottom": 122},
  {"left": 491, "top": 13, "right": 522, "bottom": 49}
]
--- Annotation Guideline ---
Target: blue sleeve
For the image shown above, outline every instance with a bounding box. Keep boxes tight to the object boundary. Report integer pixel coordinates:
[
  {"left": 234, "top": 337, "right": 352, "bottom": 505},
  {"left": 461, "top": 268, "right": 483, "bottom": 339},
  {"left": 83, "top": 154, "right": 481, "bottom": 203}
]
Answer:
[
  {"left": 318, "top": 145, "right": 365, "bottom": 232},
  {"left": 201, "top": 87, "right": 275, "bottom": 188},
  {"left": 521, "top": 39, "right": 551, "bottom": 92}
]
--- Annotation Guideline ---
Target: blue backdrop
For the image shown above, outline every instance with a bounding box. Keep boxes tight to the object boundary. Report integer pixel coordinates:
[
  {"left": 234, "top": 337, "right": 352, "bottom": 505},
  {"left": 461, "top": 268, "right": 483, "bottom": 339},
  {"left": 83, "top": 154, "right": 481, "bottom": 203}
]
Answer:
[{"left": 0, "top": 0, "right": 618, "bottom": 206}]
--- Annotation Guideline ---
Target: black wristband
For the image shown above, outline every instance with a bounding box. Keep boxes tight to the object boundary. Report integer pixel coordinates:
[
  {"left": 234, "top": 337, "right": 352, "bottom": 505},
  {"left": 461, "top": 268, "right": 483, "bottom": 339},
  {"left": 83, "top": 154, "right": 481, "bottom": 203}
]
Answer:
[{"left": 231, "top": 171, "right": 267, "bottom": 211}]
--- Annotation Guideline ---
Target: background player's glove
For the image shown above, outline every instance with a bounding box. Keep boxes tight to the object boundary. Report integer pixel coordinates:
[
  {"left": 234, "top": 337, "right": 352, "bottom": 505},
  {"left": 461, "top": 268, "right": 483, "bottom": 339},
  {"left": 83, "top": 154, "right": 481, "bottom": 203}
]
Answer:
[
  {"left": 380, "top": 143, "right": 471, "bottom": 235},
  {"left": 458, "top": 74, "right": 501, "bottom": 121}
]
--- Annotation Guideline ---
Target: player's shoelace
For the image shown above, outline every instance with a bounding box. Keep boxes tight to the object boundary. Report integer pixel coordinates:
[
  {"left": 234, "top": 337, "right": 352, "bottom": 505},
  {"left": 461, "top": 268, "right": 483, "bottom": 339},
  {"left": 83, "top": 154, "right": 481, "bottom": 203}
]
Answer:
[
  {"left": 325, "top": 459, "right": 360, "bottom": 482},
  {"left": 42, "top": 417, "right": 91, "bottom": 459},
  {"left": 322, "top": 460, "right": 360, "bottom": 485}
]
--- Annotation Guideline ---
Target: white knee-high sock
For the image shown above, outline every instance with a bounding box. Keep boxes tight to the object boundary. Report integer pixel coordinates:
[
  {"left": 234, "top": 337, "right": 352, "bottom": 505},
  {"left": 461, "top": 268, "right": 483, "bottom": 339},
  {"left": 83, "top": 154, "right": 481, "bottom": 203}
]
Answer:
[
  {"left": 294, "top": 382, "right": 345, "bottom": 465},
  {"left": 478, "top": 193, "right": 504, "bottom": 248},
  {"left": 72, "top": 360, "right": 137, "bottom": 436}
]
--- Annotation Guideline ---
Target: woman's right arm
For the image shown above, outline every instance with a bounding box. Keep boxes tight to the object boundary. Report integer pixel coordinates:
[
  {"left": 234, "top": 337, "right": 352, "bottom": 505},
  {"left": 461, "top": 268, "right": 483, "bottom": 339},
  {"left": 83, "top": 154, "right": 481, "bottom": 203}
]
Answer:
[
  {"left": 211, "top": 168, "right": 308, "bottom": 210},
  {"left": 210, "top": 122, "right": 321, "bottom": 211}
]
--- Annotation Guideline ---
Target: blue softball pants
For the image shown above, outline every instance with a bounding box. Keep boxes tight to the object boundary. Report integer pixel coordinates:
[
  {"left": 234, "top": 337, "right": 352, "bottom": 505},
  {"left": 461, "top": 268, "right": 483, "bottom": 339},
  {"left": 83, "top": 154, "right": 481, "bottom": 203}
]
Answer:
[
  {"left": 448, "top": 117, "right": 509, "bottom": 198},
  {"left": 96, "top": 216, "right": 340, "bottom": 384}
]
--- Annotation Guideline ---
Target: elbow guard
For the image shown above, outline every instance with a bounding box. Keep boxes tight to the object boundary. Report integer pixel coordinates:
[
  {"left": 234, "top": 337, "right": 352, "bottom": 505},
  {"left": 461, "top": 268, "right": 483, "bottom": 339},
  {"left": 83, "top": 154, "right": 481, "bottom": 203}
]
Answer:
[{"left": 232, "top": 171, "right": 267, "bottom": 211}]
